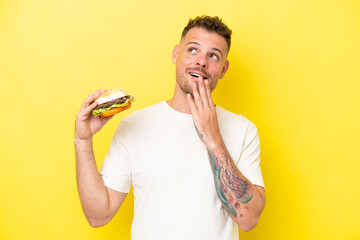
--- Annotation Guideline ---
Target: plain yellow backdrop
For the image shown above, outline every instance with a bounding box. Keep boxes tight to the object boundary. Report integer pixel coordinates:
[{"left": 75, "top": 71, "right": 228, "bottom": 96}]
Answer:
[{"left": 1, "top": 0, "right": 359, "bottom": 239}]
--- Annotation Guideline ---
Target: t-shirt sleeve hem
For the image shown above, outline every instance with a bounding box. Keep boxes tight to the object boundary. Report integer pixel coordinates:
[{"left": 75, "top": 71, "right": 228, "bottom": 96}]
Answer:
[
  {"left": 252, "top": 180, "right": 265, "bottom": 190},
  {"left": 101, "top": 175, "right": 131, "bottom": 193},
  {"left": 245, "top": 172, "right": 265, "bottom": 190}
]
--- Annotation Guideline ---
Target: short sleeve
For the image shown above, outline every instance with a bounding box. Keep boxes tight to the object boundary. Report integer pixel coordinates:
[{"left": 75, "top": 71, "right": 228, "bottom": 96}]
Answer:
[
  {"left": 237, "top": 122, "right": 265, "bottom": 188},
  {"left": 100, "top": 120, "right": 132, "bottom": 193}
]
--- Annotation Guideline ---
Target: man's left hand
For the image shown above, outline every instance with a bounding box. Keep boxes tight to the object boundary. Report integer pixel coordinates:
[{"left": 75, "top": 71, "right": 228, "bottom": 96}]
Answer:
[{"left": 187, "top": 78, "right": 223, "bottom": 148}]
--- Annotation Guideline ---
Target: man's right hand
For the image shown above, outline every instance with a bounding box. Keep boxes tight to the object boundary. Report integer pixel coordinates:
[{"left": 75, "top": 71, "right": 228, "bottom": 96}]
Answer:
[{"left": 75, "top": 89, "right": 113, "bottom": 141}]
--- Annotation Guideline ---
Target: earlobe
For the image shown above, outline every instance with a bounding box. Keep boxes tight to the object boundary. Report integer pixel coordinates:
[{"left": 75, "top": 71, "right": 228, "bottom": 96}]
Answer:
[
  {"left": 220, "top": 60, "right": 230, "bottom": 79},
  {"left": 172, "top": 45, "right": 179, "bottom": 64}
]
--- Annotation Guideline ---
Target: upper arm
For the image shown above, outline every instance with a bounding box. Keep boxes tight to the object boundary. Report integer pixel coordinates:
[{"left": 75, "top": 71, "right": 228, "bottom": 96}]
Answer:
[{"left": 106, "top": 187, "right": 128, "bottom": 220}]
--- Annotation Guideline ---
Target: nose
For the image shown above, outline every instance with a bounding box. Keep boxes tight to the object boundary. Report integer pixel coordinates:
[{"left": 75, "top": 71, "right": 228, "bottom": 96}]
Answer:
[{"left": 196, "top": 54, "right": 207, "bottom": 68}]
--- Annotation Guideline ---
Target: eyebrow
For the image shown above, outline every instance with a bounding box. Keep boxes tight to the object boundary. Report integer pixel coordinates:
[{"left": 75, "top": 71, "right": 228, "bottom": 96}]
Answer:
[{"left": 186, "top": 41, "right": 223, "bottom": 57}]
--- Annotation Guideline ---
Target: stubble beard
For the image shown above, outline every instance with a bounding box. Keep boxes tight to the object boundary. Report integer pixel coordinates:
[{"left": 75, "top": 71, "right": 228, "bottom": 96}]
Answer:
[
  {"left": 176, "top": 69, "right": 194, "bottom": 97},
  {"left": 176, "top": 73, "right": 218, "bottom": 99}
]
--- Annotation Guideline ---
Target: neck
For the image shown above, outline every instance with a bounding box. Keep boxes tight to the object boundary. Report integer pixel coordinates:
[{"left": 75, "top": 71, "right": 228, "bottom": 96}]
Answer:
[{"left": 166, "top": 84, "right": 192, "bottom": 114}]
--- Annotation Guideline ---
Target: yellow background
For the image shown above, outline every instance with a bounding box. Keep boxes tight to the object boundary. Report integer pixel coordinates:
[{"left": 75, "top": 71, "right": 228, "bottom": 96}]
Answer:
[{"left": 1, "top": 0, "right": 359, "bottom": 239}]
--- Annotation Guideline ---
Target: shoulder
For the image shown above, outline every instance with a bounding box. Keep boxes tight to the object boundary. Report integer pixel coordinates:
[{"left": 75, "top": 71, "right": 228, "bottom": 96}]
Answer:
[
  {"left": 122, "top": 101, "right": 165, "bottom": 123},
  {"left": 216, "top": 106, "right": 257, "bottom": 132},
  {"left": 117, "top": 101, "right": 166, "bottom": 135}
]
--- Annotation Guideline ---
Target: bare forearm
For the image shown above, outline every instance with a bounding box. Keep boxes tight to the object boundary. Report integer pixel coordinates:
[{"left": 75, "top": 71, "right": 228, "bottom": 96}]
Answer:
[
  {"left": 207, "top": 143, "right": 265, "bottom": 231},
  {"left": 75, "top": 138, "right": 111, "bottom": 226}
]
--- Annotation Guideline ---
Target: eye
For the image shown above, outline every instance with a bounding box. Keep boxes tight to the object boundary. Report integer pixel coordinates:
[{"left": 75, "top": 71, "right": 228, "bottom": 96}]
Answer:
[
  {"left": 209, "top": 53, "right": 219, "bottom": 60},
  {"left": 188, "top": 48, "right": 196, "bottom": 53}
]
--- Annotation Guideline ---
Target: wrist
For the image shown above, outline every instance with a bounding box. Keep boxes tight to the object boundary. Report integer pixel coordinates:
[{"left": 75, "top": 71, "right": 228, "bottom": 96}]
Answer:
[
  {"left": 74, "top": 137, "right": 93, "bottom": 146},
  {"left": 204, "top": 137, "right": 224, "bottom": 152}
]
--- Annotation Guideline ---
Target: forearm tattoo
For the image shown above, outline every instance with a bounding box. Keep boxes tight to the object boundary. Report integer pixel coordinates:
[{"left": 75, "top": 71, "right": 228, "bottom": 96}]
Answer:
[
  {"left": 194, "top": 124, "right": 203, "bottom": 139},
  {"left": 207, "top": 146, "right": 253, "bottom": 218}
]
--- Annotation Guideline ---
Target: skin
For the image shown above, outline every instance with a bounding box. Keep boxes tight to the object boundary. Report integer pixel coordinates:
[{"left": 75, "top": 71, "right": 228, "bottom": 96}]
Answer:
[
  {"left": 168, "top": 27, "right": 229, "bottom": 113},
  {"left": 75, "top": 26, "right": 265, "bottom": 231},
  {"left": 75, "top": 90, "right": 127, "bottom": 227},
  {"left": 168, "top": 27, "right": 266, "bottom": 231}
]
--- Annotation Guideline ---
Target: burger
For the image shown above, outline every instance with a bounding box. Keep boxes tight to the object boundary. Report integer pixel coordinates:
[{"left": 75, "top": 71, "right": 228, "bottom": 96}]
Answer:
[{"left": 92, "top": 88, "right": 134, "bottom": 117}]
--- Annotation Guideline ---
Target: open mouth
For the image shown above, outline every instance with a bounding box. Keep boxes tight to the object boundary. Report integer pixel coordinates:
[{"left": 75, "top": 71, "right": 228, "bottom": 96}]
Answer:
[{"left": 189, "top": 72, "right": 207, "bottom": 80}]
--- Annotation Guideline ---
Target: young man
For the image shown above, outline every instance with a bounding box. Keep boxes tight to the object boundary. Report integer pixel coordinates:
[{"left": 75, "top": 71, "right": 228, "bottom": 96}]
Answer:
[{"left": 75, "top": 16, "right": 265, "bottom": 240}]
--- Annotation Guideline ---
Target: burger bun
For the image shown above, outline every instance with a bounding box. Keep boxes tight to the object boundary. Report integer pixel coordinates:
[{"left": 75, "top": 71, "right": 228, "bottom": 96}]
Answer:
[{"left": 97, "top": 102, "right": 132, "bottom": 117}]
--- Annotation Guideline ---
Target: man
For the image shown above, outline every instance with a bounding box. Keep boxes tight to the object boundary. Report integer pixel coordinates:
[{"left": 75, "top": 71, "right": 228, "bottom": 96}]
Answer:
[{"left": 75, "top": 16, "right": 265, "bottom": 240}]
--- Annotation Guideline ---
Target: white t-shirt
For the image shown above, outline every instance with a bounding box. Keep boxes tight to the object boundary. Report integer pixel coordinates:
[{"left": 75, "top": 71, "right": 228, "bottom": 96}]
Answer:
[{"left": 100, "top": 101, "right": 264, "bottom": 240}]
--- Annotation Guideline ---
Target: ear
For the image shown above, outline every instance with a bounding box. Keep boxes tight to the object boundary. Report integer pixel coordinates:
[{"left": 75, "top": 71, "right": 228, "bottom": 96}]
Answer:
[
  {"left": 172, "top": 45, "right": 179, "bottom": 64},
  {"left": 219, "top": 60, "right": 229, "bottom": 79}
]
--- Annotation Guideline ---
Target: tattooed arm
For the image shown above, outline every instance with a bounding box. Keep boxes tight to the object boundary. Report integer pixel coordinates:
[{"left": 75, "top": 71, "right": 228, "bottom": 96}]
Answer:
[
  {"left": 207, "top": 143, "right": 265, "bottom": 231},
  {"left": 187, "top": 78, "right": 265, "bottom": 231}
]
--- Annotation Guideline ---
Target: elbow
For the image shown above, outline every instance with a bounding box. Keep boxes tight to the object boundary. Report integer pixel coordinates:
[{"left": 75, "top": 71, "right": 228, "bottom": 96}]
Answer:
[
  {"left": 239, "top": 219, "right": 258, "bottom": 232},
  {"left": 238, "top": 214, "right": 261, "bottom": 232},
  {"left": 88, "top": 221, "right": 105, "bottom": 228},
  {"left": 239, "top": 189, "right": 266, "bottom": 232},
  {"left": 87, "top": 217, "right": 110, "bottom": 228}
]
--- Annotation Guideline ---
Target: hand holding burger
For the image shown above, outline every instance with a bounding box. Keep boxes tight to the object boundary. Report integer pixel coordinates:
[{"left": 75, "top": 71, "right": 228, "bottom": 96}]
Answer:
[
  {"left": 92, "top": 88, "right": 134, "bottom": 117},
  {"left": 75, "top": 89, "right": 133, "bottom": 141}
]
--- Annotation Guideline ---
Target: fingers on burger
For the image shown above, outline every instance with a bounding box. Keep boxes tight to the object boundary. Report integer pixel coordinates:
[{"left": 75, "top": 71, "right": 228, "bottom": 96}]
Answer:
[{"left": 92, "top": 88, "right": 134, "bottom": 117}]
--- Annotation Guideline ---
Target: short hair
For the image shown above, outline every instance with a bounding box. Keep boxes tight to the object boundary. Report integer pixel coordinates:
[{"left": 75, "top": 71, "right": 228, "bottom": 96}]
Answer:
[{"left": 181, "top": 15, "right": 232, "bottom": 51}]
